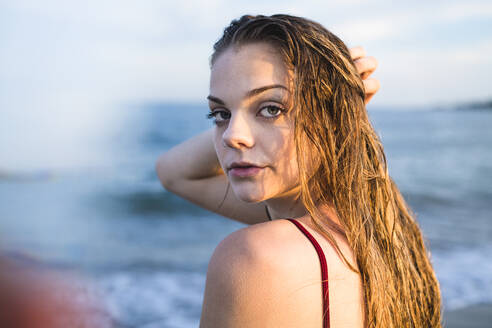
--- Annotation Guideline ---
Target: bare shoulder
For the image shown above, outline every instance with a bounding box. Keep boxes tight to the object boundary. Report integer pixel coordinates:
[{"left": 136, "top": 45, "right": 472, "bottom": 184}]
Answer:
[
  {"left": 200, "top": 220, "right": 318, "bottom": 327},
  {"left": 200, "top": 219, "right": 365, "bottom": 327}
]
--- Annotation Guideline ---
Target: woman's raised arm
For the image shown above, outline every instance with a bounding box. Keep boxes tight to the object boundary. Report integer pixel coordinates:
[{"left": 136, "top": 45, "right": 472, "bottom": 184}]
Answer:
[{"left": 155, "top": 128, "right": 270, "bottom": 225}]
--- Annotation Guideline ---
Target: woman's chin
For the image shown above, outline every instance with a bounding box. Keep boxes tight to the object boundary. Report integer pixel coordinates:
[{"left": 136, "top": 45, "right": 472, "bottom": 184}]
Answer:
[{"left": 232, "top": 186, "right": 266, "bottom": 203}]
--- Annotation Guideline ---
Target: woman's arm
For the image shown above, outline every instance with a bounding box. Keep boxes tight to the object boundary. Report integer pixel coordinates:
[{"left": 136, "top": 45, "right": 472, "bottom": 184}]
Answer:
[
  {"left": 156, "top": 128, "right": 222, "bottom": 184},
  {"left": 155, "top": 128, "right": 270, "bottom": 225}
]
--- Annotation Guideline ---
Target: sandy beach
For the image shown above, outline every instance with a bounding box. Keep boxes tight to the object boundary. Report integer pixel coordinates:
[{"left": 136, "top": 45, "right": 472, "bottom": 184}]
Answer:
[{"left": 444, "top": 303, "right": 492, "bottom": 328}]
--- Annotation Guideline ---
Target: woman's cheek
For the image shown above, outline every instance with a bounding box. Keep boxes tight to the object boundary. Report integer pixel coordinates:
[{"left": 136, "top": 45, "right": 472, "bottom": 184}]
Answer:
[{"left": 273, "top": 132, "right": 297, "bottom": 177}]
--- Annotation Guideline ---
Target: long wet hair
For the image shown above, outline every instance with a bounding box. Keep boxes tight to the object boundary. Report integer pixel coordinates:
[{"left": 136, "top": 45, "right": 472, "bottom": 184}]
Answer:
[{"left": 210, "top": 14, "right": 442, "bottom": 327}]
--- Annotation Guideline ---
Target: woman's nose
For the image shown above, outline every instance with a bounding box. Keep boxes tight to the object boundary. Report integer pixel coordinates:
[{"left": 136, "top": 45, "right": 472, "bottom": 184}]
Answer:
[{"left": 222, "top": 113, "right": 255, "bottom": 149}]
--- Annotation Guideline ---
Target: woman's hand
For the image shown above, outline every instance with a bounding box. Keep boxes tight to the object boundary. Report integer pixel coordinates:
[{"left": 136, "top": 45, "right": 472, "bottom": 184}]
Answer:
[{"left": 350, "top": 46, "right": 380, "bottom": 104}]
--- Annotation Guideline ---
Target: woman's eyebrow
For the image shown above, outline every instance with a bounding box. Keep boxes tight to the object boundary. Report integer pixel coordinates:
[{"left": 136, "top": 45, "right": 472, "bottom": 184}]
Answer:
[{"left": 207, "top": 84, "right": 289, "bottom": 105}]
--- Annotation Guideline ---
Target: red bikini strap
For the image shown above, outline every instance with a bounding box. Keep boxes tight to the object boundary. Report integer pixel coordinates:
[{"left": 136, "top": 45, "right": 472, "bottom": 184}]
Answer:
[{"left": 286, "top": 218, "right": 330, "bottom": 328}]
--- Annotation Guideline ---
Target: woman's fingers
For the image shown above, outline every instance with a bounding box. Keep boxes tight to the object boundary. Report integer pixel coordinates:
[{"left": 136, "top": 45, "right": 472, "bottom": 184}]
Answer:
[
  {"left": 354, "top": 56, "right": 378, "bottom": 80},
  {"left": 349, "top": 46, "right": 380, "bottom": 103},
  {"left": 349, "top": 46, "right": 366, "bottom": 61},
  {"left": 363, "top": 78, "right": 380, "bottom": 104}
]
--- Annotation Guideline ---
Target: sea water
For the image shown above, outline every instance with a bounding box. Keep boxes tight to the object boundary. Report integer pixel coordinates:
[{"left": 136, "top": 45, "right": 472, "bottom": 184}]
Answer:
[{"left": 1, "top": 104, "right": 491, "bottom": 327}]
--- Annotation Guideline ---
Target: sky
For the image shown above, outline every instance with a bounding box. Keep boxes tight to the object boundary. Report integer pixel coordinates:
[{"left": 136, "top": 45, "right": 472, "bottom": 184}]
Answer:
[{"left": 1, "top": 0, "right": 491, "bottom": 171}]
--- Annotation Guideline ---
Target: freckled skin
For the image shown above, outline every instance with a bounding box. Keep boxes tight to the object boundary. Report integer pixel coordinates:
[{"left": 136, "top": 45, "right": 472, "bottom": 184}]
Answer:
[{"left": 209, "top": 43, "right": 303, "bottom": 205}]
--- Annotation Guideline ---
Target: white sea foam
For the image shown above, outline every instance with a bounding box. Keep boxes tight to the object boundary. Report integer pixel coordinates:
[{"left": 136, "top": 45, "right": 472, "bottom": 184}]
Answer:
[
  {"left": 96, "top": 270, "right": 206, "bottom": 328},
  {"left": 90, "top": 245, "right": 492, "bottom": 327},
  {"left": 432, "top": 244, "right": 492, "bottom": 311}
]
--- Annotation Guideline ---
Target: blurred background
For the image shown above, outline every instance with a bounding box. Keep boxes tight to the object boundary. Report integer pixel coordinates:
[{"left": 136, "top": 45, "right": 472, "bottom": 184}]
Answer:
[{"left": 1, "top": 1, "right": 491, "bottom": 327}]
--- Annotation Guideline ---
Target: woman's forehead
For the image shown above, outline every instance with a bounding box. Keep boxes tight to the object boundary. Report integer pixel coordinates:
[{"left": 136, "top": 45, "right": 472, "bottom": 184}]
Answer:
[{"left": 209, "top": 43, "right": 293, "bottom": 98}]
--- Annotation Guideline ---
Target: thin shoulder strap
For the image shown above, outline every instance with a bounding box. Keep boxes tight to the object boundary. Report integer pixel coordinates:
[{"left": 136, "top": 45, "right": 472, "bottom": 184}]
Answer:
[{"left": 286, "top": 218, "right": 330, "bottom": 328}]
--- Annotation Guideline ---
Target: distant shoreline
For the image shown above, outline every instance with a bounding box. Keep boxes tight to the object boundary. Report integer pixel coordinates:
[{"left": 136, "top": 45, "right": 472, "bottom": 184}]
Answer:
[{"left": 454, "top": 99, "right": 492, "bottom": 111}]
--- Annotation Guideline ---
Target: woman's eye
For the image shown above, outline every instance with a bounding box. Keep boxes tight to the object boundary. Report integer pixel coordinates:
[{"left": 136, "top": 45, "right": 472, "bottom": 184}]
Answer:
[
  {"left": 206, "top": 110, "right": 230, "bottom": 124},
  {"left": 259, "top": 105, "right": 284, "bottom": 118},
  {"left": 206, "top": 105, "right": 285, "bottom": 125}
]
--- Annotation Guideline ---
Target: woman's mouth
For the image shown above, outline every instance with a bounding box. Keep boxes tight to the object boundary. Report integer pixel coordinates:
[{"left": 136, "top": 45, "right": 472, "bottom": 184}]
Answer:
[{"left": 229, "top": 166, "right": 264, "bottom": 178}]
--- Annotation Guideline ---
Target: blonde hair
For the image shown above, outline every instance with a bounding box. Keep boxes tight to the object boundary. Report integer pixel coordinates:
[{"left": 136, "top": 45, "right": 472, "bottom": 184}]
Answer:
[{"left": 211, "top": 14, "right": 443, "bottom": 327}]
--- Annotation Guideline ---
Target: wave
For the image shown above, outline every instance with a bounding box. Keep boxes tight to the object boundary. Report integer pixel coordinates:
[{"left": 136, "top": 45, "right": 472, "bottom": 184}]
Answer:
[
  {"left": 432, "top": 244, "right": 492, "bottom": 311},
  {"left": 89, "top": 243, "right": 492, "bottom": 327},
  {"left": 95, "top": 270, "right": 205, "bottom": 328},
  {"left": 87, "top": 189, "right": 212, "bottom": 217},
  {"left": 0, "top": 169, "right": 58, "bottom": 182}
]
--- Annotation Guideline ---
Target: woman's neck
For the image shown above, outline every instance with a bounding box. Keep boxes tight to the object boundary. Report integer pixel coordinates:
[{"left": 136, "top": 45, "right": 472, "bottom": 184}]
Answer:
[
  {"left": 263, "top": 186, "right": 306, "bottom": 220},
  {"left": 264, "top": 187, "right": 344, "bottom": 236}
]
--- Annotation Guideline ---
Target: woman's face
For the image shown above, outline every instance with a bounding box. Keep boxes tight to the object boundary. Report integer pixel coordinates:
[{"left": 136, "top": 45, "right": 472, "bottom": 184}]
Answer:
[{"left": 208, "top": 42, "right": 302, "bottom": 203}]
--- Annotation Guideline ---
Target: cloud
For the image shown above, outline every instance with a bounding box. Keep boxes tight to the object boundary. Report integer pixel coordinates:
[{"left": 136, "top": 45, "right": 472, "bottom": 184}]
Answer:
[
  {"left": 441, "top": 2, "right": 492, "bottom": 22},
  {"left": 374, "top": 39, "right": 492, "bottom": 106},
  {"left": 0, "top": 0, "right": 491, "bottom": 170}
]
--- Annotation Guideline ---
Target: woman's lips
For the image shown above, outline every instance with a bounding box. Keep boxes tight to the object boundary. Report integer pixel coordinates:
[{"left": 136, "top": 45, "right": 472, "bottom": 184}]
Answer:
[{"left": 229, "top": 166, "right": 264, "bottom": 177}]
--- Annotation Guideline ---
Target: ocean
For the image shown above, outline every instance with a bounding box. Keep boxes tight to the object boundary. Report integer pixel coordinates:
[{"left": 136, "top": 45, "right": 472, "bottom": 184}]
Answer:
[{"left": 1, "top": 104, "right": 491, "bottom": 327}]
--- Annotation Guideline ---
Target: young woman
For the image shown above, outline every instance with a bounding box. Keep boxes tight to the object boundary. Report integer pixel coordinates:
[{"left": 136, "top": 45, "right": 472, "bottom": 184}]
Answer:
[{"left": 156, "top": 14, "right": 442, "bottom": 327}]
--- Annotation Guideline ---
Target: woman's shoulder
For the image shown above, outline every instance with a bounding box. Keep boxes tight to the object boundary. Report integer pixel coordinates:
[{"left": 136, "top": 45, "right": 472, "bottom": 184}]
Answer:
[
  {"left": 210, "top": 219, "right": 305, "bottom": 276},
  {"left": 216, "top": 218, "right": 333, "bottom": 270},
  {"left": 229, "top": 217, "right": 356, "bottom": 271},
  {"left": 203, "top": 219, "right": 328, "bottom": 326},
  {"left": 201, "top": 219, "right": 315, "bottom": 326},
  {"left": 206, "top": 218, "right": 365, "bottom": 327}
]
